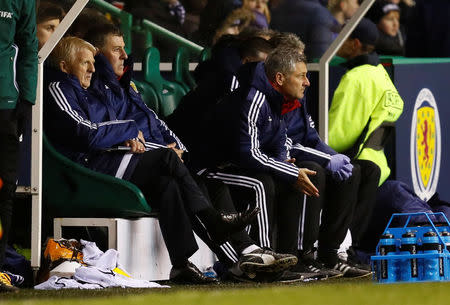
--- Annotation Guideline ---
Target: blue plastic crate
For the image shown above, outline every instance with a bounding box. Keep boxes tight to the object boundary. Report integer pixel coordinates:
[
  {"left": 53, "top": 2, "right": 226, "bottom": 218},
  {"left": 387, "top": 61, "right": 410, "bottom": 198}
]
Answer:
[{"left": 371, "top": 212, "right": 450, "bottom": 283}]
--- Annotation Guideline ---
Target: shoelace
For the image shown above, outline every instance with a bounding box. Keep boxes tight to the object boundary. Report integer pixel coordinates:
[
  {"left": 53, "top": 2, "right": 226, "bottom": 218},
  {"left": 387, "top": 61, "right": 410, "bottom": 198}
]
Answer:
[{"left": 0, "top": 272, "right": 13, "bottom": 287}]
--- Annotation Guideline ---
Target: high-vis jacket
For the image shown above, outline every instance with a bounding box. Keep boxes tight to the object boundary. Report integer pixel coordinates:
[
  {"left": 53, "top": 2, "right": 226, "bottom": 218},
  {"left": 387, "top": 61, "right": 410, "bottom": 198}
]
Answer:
[
  {"left": 328, "top": 53, "right": 404, "bottom": 185},
  {"left": 90, "top": 54, "right": 186, "bottom": 152},
  {"left": 44, "top": 69, "right": 140, "bottom": 179},
  {"left": 212, "top": 62, "right": 299, "bottom": 183},
  {"left": 0, "top": 0, "right": 37, "bottom": 108}
]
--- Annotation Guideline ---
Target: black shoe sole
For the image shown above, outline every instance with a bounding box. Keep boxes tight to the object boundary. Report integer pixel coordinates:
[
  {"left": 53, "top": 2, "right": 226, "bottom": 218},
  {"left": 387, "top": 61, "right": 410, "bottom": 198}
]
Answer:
[
  {"left": 321, "top": 273, "right": 344, "bottom": 281},
  {"left": 169, "top": 277, "right": 219, "bottom": 285},
  {"left": 240, "top": 256, "right": 298, "bottom": 276},
  {"left": 342, "top": 271, "right": 373, "bottom": 279}
]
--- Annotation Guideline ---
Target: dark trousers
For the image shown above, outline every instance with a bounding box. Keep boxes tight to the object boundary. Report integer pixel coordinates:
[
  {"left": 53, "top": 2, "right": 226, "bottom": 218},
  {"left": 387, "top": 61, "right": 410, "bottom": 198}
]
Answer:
[
  {"left": 191, "top": 177, "right": 255, "bottom": 267},
  {"left": 296, "top": 160, "right": 360, "bottom": 262},
  {"left": 205, "top": 167, "right": 303, "bottom": 256},
  {"left": 129, "top": 148, "right": 210, "bottom": 267},
  {"left": 0, "top": 102, "right": 31, "bottom": 268},
  {"left": 349, "top": 160, "right": 380, "bottom": 249}
]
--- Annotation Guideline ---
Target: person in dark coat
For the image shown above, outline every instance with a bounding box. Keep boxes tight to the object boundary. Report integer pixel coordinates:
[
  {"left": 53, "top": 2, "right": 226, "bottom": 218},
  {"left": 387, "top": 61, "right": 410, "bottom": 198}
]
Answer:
[{"left": 270, "top": 0, "right": 341, "bottom": 60}]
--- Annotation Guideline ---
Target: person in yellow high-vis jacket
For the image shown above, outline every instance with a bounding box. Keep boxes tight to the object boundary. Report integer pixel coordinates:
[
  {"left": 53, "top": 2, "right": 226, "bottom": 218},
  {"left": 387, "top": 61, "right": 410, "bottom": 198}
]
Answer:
[{"left": 328, "top": 18, "right": 404, "bottom": 186}]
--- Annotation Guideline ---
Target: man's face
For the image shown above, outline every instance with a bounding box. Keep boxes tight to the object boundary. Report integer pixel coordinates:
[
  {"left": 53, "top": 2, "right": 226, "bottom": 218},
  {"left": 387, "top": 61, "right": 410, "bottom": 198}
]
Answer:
[
  {"left": 37, "top": 19, "right": 60, "bottom": 50},
  {"left": 342, "top": 0, "right": 359, "bottom": 19},
  {"left": 279, "top": 62, "right": 310, "bottom": 101},
  {"left": 101, "top": 34, "right": 128, "bottom": 77},
  {"left": 61, "top": 48, "right": 95, "bottom": 89}
]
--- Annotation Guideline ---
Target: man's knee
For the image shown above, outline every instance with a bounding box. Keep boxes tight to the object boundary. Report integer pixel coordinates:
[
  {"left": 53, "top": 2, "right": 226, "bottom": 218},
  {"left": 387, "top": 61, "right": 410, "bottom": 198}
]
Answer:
[
  {"left": 295, "top": 160, "right": 325, "bottom": 173},
  {"left": 355, "top": 159, "right": 381, "bottom": 181},
  {"left": 295, "top": 160, "right": 326, "bottom": 186}
]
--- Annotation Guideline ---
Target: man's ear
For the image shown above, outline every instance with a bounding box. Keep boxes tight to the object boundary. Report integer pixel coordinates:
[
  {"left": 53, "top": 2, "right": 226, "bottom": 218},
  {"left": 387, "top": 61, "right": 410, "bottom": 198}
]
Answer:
[
  {"left": 59, "top": 61, "right": 69, "bottom": 73},
  {"left": 354, "top": 38, "right": 362, "bottom": 51},
  {"left": 275, "top": 72, "right": 284, "bottom": 86}
]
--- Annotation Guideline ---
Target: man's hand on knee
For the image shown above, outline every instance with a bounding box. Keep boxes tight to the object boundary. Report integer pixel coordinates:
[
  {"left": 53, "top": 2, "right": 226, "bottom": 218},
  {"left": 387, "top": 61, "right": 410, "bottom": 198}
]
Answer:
[
  {"left": 167, "top": 142, "right": 184, "bottom": 162},
  {"left": 295, "top": 168, "right": 319, "bottom": 197}
]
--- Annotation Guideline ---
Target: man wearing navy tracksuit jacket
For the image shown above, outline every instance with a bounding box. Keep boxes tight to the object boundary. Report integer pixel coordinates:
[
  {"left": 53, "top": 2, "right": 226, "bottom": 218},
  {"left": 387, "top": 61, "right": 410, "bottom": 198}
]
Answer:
[
  {"left": 283, "top": 98, "right": 379, "bottom": 277},
  {"left": 43, "top": 36, "right": 263, "bottom": 284},
  {"left": 211, "top": 46, "right": 374, "bottom": 278},
  {"left": 209, "top": 49, "right": 323, "bottom": 263}
]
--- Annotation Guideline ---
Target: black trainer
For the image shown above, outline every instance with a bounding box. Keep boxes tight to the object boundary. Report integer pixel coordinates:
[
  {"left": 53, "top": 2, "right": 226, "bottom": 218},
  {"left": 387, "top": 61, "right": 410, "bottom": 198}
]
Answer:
[
  {"left": 324, "top": 259, "right": 372, "bottom": 278},
  {"left": 239, "top": 248, "right": 298, "bottom": 277},
  {"left": 346, "top": 247, "right": 372, "bottom": 271},
  {"left": 170, "top": 261, "right": 219, "bottom": 284},
  {"left": 209, "top": 207, "right": 260, "bottom": 242},
  {"left": 292, "top": 258, "right": 342, "bottom": 280}
]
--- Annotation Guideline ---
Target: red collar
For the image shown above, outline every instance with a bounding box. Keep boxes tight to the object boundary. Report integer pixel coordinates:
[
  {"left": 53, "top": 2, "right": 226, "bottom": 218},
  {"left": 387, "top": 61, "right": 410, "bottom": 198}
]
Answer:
[
  {"left": 117, "top": 65, "right": 130, "bottom": 81},
  {"left": 281, "top": 99, "right": 301, "bottom": 115},
  {"left": 268, "top": 80, "right": 302, "bottom": 115}
]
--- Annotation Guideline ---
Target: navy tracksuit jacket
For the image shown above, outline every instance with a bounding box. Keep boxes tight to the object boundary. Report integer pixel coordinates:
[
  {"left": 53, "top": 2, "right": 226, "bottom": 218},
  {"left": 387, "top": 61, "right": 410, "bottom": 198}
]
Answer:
[
  {"left": 212, "top": 62, "right": 300, "bottom": 183},
  {"left": 44, "top": 68, "right": 140, "bottom": 178},
  {"left": 284, "top": 103, "right": 336, "bottom": 167},
  {"left": 90, "top": 54, "right": 186, "bottom": 152}
]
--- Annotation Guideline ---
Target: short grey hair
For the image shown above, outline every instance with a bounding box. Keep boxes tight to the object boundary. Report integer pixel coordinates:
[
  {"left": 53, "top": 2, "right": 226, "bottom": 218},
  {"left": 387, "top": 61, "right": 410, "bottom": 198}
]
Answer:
[
  {"left": 268, "top": 32, "right": 305, "bottom": 54},
  {"left": 264, "top": 46, "right": 307, "bottom": 81},
  {"left": 48, "top": 36, "right": 96, "bottom": 69}
]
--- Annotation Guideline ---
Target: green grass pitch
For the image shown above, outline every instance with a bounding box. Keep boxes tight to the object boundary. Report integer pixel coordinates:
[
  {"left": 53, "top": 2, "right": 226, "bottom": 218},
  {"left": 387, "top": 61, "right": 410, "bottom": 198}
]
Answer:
[{"left": 2, "top": 278, "right": 450, "bottom": 305}]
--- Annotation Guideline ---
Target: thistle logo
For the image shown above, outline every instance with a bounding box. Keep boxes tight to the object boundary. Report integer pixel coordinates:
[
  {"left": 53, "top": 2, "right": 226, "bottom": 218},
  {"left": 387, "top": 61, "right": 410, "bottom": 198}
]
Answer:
[{"left": 410, "top": 88, "right": 441, "bottom": 201}]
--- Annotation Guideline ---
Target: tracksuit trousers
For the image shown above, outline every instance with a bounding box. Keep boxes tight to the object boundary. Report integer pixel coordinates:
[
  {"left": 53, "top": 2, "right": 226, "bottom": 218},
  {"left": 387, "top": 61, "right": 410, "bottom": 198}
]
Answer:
[{"left": 204, "top": 167, "right": 303, "bottom": 256}]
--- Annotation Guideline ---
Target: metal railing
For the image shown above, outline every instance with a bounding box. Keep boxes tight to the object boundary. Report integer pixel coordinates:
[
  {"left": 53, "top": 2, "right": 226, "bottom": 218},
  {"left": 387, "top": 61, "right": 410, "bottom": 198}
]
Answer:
[
  {"left": 31, "top": 0, "right": 90, "bottom": 270},
  {"left": 140, "top": 19, "right": 204, "bottom": 56}
]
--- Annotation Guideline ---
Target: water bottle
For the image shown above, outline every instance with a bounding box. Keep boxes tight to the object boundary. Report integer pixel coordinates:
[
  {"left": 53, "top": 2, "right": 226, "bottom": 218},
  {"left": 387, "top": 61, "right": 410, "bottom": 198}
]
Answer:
[
  {"left": 422, "top": 230, "right": 441, "bottom": 281},
  {"left": 440, "top": 231, "right": 450, "bottom": 279},
  {"left": 378, "top": 232, "right": 397, "bottom": 282},
  {"left": 399, "top": 231, "right": 418, "bottom": 282}
]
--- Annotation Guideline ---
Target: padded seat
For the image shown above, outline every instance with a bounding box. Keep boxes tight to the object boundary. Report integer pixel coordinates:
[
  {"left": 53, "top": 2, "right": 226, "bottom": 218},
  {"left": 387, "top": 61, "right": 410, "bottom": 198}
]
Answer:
[
  {"left": 143, "top": 47, "right": 187, "bottom": 117},
  {"left": 43, "top": 134, "right": 151, "bottom": 218}
]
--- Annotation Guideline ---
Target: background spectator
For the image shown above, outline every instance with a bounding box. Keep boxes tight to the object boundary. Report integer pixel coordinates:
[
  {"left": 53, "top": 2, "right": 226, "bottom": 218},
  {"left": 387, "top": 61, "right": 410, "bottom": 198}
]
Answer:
[
  {"left": 36, "top": 1, "right": 65, "bottom": 50},
  {"left": 197, "top": 0, "right": 243, "bottom": 45},
  {"left": 367, "top": 1, "right": 405, "bottom": 56},
  {"left": 328, "top": 0, "right": 360, "bottom": 26},
  {"left": 67, "top": 8, "right": 112, "bottom": 38},
  {"left": 270, "top": 0, "right": 341, "bottom": 60},
  {"left": 242, "top": 0, "right": 270, "bottom": 29},
  {"left": 125, "top": 0, "right": 188, "bottom": 60},
  {"left": 211, "top": 8, "right": 254, "bottom": 45},
  {"left": 387, "top": 0, "right": 415, "bottom": 29},
  {"left": 181, "top": 0, "right": 208, "bottom": 38}
]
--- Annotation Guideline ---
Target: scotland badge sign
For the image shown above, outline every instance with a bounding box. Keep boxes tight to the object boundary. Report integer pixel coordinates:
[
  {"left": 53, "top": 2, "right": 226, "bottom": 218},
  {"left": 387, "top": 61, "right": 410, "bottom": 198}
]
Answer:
[{"left": 410, "top": 88, "right": 441, "bottom": 201}]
